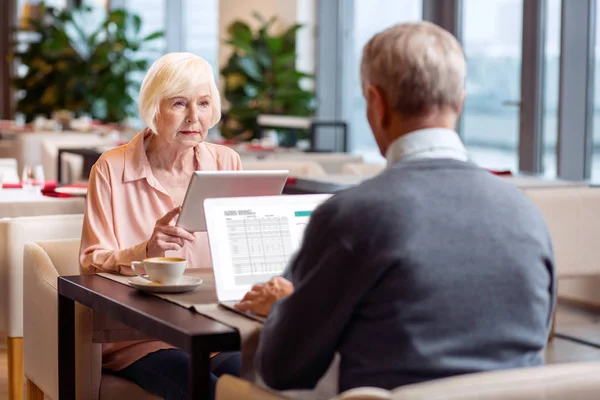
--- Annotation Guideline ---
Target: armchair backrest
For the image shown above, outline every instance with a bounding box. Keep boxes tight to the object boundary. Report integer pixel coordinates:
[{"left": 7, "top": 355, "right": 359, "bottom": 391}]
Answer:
[
  {"left": 241, "top": 160, "right": 327, "bottom": 178},
  {"left": 16, "top": 132, "right": 107, "bottom": 174},
  {"left": 522, "top": 187, "right": 600, "bottom": 277},
  {"left": 35, "top": 238, "right": 83, "bottom": 276},
  {"left": 391, "top": 362, "right": 600, "bottom": 399},
  {"left": 341, "top": 162, "right": 385, "bottom": 178},
  {"left": 274, "top": 153, "right": 364, "bottom": 174},
  {"left": 216, "top": 375, "right": 289, "bottom": 400},
  {"left": 0, "top": 214, "right": 83, "bottom": 336},
  {"left": 23, "top": 238, "right": 84, "bottom": 400}
]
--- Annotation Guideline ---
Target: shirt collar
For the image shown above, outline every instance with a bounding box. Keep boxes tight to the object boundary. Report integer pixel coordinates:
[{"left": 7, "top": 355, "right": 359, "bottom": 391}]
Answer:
[
  {"left": 123, "top": 128, "right": 218, "bottom": 183},
  {"left": 123, "top": 128, "right": 152, "bottom": 183},
  {"left": 385, "top": 128, "right": 469, "bottom": 166}
]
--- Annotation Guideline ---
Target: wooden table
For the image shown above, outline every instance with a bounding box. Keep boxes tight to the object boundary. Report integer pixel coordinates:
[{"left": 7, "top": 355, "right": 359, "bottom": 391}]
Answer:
[{"left": 57, "top": 275, "right": 240, "bottom": 399}]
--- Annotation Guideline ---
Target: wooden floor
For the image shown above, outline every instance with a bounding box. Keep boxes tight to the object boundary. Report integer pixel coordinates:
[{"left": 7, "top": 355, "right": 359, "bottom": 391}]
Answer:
[
  {"left": 1, "top": 303, "right": 600, "bottom": 399},
  {"left": 0, "top": 337, "right": 7, "bottom": 400}
]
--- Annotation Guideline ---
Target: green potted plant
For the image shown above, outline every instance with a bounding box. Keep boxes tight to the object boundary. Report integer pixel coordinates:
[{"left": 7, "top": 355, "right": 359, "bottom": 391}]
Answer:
[
  {"left": 220, "top": 12, "right": 316, "bottom": 143},
  {"left": 12, "top": 3, "right": 164, "bottom": 124}
]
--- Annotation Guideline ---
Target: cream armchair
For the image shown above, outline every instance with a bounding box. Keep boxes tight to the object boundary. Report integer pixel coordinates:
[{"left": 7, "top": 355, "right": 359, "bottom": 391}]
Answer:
[
  {"left": 217, "top": 361, "right": 600, "bottom": 400},
  {"left": 41, "top": 140, "right": 85, "bottom": 184},
  {"left": 522, "top": 187, "right": 600, "bottom": 278},
  {"left": 0, "top": 214, "right": 84, "bottom": 400},
  {"left": 522, "top": 187, "right": 600, "bottom": 337},
  {"left": 241, "top": 160, "right": 327, "bottom": 178},
  {"left": 272, "top": 153, "right": 364, "bottom": 174},
  {"left": 216, "top": 375, "right": 389, "bottom": 399},
  {"left": 15, "top": 132, "right": 109, "bottom": 176},
  {"left": 341, "top": 162, "right": 385, "bottom": 178},
  {"left": 23, "top": 239, "right": 159, "bottom": 400}
]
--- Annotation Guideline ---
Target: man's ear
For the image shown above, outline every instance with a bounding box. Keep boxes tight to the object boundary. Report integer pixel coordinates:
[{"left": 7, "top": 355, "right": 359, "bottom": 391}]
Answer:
[
  {"left": 367, "top": 85, "right": 391, "bottom": 126},
  {"left": 455, "top": 90, "right": 466, "bottom": 116}
]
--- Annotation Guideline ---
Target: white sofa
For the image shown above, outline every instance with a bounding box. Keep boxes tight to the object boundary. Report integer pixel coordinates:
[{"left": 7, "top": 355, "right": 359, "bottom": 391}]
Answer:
[
  {"left": 23, "top": 239, "right": 159, "bottom": 400},
  {"left": 0, "top": 214, "right": 84, "bottom": 400},
  {"left": 217, "top": 361, "right": 600, "bottom": 399}
]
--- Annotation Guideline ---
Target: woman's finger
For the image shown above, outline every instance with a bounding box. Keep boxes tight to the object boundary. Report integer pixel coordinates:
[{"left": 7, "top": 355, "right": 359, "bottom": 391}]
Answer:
[
  {"left": 157, "top": 206, "right": 182, "bottom": 226},
  {"left": 156, "top": 239, "right": 181, "bottom": 252},
  {"left": 154, "top": 232, "right": 185, "bottom": 247}
]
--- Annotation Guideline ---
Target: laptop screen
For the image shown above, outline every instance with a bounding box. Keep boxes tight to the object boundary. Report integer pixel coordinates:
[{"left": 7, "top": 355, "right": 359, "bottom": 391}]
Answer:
[{"left": 204, "top": 194, "right": 332, "bottom": 302}]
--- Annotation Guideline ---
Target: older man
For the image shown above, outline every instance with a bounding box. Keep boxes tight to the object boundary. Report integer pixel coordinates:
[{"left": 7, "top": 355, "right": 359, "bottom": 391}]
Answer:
[{"left": 237, "top": 21, "right": 555, "bottom": 393}]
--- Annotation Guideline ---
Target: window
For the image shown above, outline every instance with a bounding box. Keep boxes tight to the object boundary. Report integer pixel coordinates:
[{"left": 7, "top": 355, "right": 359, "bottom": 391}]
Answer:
[
  {"left": 123, "top": 0, "right": 166, "bottom": 128},
  {"left": 17, "top": 0, "right": 66, "bottom": 22},
  {"left": 461, "top": 0, "right": 522, "bottom": 172},
  {"left": 124, "top": 0, "right": 167, "bottom": 60},
  {"left": 351, "top": 0, "right": 422, "bottom": 163},
  {"left": 183, "top": 0, "right": 219, "bottom": 77},
  {"left": 18, "top": 0, "right": 65, "bottom": 11},
  {"left": 591, "top": 3, "right": 600, "bottom": 182},
  {"left": 543, "top": 0, "right": 561, "bottom": 177}
]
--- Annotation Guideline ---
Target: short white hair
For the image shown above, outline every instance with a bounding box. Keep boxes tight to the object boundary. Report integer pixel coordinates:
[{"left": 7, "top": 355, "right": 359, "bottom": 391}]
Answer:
[
  {"left": 138, "top": 52, "right": 221, "bottom": 133},
  {"left": 360, "top": 21, "right": 466, "bottom": 116}
]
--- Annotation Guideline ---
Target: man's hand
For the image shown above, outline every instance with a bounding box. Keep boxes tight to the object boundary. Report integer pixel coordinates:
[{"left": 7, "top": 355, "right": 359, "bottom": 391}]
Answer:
[{"left": 235, "top": 277, "right": 294, "bottom": 317}]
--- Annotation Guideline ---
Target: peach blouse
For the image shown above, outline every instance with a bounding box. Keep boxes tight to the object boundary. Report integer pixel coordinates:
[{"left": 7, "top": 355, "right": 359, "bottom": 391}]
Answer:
[{"left": 79, "top": 129, "right": 242, "bottom": 371}]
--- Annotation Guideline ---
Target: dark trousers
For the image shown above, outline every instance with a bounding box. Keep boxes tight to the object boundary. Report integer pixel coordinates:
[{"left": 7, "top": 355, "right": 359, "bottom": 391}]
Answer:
[{"left": 110, "top": 349, "right": 241, "bottom": 400}]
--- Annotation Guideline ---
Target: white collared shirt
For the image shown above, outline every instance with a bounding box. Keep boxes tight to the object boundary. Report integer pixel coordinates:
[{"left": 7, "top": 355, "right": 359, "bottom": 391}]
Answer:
[{"left": 385, "top": 128, "right": 469, "bottom": 166}]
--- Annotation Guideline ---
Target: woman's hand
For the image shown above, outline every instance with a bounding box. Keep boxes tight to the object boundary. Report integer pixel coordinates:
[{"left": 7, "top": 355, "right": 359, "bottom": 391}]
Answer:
[
  {"left": 235, "top": 277, "right": 294, "bottom": 317},
  {"left": 146, "top": 206, "right": 195, "bottom": 258}
]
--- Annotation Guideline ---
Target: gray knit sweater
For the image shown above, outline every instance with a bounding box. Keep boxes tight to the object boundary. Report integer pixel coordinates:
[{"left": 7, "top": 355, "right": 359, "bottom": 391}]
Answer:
[{"left": 256, "top": 158, "right": 556, "bottom": 393}]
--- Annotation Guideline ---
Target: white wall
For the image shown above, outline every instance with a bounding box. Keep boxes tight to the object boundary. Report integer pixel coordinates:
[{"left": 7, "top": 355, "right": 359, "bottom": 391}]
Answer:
[{"left": 295, "top": 0, "right": 317, "bottom": 77}]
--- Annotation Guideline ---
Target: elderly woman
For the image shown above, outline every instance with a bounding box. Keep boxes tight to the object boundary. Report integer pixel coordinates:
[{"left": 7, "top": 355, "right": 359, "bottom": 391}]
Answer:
[{"left": 80, "top": 52, "right": 242, "bottom": 399}]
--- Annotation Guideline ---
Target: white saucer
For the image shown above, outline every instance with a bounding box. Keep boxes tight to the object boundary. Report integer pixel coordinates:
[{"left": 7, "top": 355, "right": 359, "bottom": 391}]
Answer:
[
  {"left": 55, "top": 186, "right": 88, "bottom": 196},
  {"left": 128, "top": 275, "right": 203, "bottom": 294}
]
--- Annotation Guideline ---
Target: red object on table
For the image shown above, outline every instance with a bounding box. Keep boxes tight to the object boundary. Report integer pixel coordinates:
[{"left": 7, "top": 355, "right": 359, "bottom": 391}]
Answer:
[
  {"left": 42, "top": 183, "right": 88, "bottom": 198},
  {"left": 487, "top": 169, "right": 513, "bottom": 176},
  {"left": 1, "top": 180, "right": 57, "bottom": 189},
  {"left": 1, "top": 180, "right": 88, "bottom": 198}
]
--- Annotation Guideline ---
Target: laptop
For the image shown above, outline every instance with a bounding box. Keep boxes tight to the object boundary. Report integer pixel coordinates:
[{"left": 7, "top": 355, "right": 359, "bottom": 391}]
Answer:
[
  {"left": 176, "top": 170, "right": 289, "bottom": 232},
  {"left": 204, "top": 194, "right": 332, "bottom": 322}
]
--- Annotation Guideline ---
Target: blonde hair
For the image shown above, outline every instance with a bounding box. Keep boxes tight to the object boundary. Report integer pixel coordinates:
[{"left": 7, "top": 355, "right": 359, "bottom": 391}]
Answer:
[
  {"left": 360, "top": 21, "right": 466, "bottom": 116},
  {"left": 138, "top": 52, "right": 221, "bottom": 133}
]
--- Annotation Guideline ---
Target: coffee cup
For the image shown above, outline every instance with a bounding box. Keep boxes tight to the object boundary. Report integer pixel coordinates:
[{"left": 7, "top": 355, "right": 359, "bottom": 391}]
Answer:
[{"left": 130, "top": 257, "right": 187, "bottom": 285}]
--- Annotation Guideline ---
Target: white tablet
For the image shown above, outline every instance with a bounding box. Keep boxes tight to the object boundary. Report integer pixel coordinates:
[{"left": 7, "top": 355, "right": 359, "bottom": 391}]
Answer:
[{"left": 175, "top": 170, "right": 289, "bottom": 232}]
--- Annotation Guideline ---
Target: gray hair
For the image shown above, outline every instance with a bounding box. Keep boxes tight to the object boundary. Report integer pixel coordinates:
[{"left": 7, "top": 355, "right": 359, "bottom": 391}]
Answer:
[{"left": 360, "top": 21, "right": 466, "bottom": 116}]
